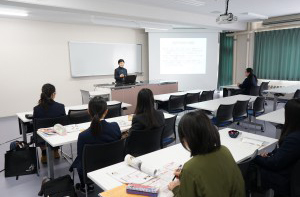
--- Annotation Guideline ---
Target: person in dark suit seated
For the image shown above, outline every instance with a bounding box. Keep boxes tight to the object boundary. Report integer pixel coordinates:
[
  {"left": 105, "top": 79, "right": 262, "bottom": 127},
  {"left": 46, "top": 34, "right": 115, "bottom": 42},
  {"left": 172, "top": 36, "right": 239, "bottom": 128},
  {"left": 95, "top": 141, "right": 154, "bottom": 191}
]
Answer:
[
  {"left": 114, "top": 59, "right": 127, "bottom": 84},
  {"left": 236, "top": 68, "right": 258, "bottom": 95},
  {"left": 33, "top": 83, "right": 66, "bottom": 164},
  {"left": 168, "top": 110, "right": 245, "bottom": 196},
  {"left": 70, "top": 96, "right": 121, "bottom": 194},
  {"left": 252, "top": 99, "right": 300, "bottom": 196},
  {"left": 129, "top": 88, "right": 165, "bottom": 132}
]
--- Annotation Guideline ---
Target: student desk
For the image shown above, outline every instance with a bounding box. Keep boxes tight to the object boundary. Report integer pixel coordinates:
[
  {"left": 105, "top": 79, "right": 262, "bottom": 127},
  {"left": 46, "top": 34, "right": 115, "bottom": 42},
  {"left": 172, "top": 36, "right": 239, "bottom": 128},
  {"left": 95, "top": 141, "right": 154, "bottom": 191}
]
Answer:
[
  {"left": 37, "top": 113, "right": 175, "bottom": 179},
  {"left": 154, "top": 90, "right": 203, "bottom": 102},
  {"left": 187, "top": 95, "right": 257, "bottom": 112},
  {"left": 16, "top": 101, "right": 132, "bottom": 143},
  {"left": 87, "top": 128, "right": 278, "bottom": 193},
  {"left": 221, "top": 85, "right": 240, "bottom": 96},
  {"left": 264, "top": 85, "right": 300, "bottom": 111}
]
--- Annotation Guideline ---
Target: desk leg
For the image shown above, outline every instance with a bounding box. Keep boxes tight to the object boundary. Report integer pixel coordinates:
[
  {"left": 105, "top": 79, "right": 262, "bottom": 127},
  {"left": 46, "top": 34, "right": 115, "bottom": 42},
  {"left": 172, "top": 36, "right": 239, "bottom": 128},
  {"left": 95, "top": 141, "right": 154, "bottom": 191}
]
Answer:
[
  {"left": 46, "top": 143, "right": 54, "bottom": 179},
  {"left": 19, "top": 118, "right": 28, "bottom": 143},
  {"left": 273, "top": 95, "right": 278, "bottom": 111}
]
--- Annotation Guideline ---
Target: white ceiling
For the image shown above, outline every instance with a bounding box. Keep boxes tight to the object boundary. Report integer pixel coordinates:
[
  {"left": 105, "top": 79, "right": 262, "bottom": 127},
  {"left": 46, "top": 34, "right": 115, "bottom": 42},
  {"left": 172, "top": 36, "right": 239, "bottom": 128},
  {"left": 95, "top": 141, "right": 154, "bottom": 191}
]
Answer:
[{"left": 0, "top": 0, "right": 299, "bottom": 31}]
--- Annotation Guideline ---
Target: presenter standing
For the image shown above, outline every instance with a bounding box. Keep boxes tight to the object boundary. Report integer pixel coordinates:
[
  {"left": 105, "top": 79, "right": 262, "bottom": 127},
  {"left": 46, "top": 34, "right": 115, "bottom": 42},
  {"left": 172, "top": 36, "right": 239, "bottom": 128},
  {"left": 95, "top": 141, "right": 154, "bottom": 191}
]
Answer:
[{"left": 114, "top": 59, "right": 127, "bottom": 84}]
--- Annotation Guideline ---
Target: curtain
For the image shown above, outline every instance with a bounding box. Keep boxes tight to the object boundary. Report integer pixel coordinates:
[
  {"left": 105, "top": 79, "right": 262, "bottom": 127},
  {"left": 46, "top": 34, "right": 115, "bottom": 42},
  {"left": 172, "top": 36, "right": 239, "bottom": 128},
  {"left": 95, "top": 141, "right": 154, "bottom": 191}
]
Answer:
[
  {"left": 254, "top": 28, "right": 300, "bottom": 81},
  {"left": 218, "top": 32, "right": 233, "bottom": 88}
]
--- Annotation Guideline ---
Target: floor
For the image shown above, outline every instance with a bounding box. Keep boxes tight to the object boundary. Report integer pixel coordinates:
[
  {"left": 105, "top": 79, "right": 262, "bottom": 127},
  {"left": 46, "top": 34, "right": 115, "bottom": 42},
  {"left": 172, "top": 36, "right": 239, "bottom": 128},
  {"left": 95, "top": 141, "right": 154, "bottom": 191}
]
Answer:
[{"left": 0, "top": 100, "right": 284, "bottom": 197}]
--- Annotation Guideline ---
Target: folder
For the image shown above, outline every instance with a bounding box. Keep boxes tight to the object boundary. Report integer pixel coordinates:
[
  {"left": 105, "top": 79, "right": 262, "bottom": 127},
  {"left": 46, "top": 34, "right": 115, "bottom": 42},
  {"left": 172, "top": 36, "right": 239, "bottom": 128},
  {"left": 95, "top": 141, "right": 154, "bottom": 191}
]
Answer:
[{"left": 99, "top": 184, "right": 150, "bottom": 197}]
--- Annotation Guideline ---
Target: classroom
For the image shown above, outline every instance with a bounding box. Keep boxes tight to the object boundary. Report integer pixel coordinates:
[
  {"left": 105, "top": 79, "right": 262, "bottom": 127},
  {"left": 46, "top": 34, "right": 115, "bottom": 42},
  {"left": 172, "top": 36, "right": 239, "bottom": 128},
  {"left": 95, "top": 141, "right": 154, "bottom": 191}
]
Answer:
[{"left": 0, "top": 0, "right": 300, "bottom": 197}]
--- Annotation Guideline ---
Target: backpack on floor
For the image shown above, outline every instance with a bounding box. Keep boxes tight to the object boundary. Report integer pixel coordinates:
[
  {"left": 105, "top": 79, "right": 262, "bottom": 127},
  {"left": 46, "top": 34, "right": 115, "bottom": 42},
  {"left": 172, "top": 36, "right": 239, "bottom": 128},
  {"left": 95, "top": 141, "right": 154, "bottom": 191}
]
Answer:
[
  {"left": 5, "top": 141, "right": 37, "bottom": 179},
  {"left": 39, "top": 175, "right": 77, "bottom": 197}
]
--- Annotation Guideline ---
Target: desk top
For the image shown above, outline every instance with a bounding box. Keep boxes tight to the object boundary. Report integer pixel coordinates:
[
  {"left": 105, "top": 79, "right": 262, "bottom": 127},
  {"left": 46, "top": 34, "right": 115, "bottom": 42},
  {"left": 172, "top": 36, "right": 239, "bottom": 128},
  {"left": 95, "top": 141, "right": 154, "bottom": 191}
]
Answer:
[
  {"left": 264, "top": 85, "right": 300, "bottom": 94},
  {"left": 37, "top": 113, "right": 175, "bottom": 147},
  {"left": 16, "top": 101, "right": 132, "bottom": 123},
  {"left": 87, "top": 128, "right": 278, "bottom": 192},
  {"left": 221, "top": 85, "right": 240, "bottom": 90},
  {"left": 187, "top": 95, "right": 257, "bottom": 112},
  {"left": 154, "top": 90, "right": 203, "bottom": 102},
  {"left": 257, "top": 108, "right": 285, "bottom": 125}
]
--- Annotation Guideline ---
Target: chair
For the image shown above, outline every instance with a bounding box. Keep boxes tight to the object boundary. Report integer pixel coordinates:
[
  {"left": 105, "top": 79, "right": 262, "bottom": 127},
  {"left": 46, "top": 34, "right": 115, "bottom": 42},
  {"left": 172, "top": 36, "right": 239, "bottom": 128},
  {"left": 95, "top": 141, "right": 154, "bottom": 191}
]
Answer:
[
  {"left": 211, "top": 104, "right": 235, "bottom": 128},
  {"left": 106, "top": 102, "right": 122, "bottom": 119},
  {"left": 80, "top": 90, "right": 91, "bottom": 104},
  {"left": 167, "top": 95, "right": 186, "bottom": 114},
  {"left": 259, "top": 82, "right": 269, "bottom": 96},
  {"left": 248, "top": 97, "right": 265, "bottom": 131},
  {"left": 185, "top": 92, "right": 200, "bottom": 110},
  {"left": 238, "top": 149, "right": 258, "bottom": 197},
  {"left": 68, "top": 109, "right": 91, "bottom": 124},
  {"left": 199, "top": 90, "right": 214, "bottom": 102},
  {"left": 233, "top": 100, "right": 250, "bottom": 124},
  {"left": 82, "top": 139, "right": 126, "bottom": 197},
  {"left": 249, "top": 86, "right": 260, "bottom": 96},
  {"left": 125, "top": 126, "right": 164, "bottom": 157},
  {"left": 293, "top": 89, "right": 300, "bottom": 99},
  {"left": 33, "top": 116, "right": 70, "bottom": 174},
  {"left": 291, "top": 159, "right": 300, "bottom": 197},
  {"left": 162, "top": 115, "right": 177, "bottom": 148}
]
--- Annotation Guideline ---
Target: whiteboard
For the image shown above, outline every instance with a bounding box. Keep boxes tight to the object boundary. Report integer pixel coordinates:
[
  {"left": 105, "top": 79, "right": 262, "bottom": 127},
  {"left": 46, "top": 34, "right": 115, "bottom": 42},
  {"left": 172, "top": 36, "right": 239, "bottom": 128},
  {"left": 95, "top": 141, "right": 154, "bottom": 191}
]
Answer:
[{"left": 68, "top": 42, "right": 142, "bottom": 77}]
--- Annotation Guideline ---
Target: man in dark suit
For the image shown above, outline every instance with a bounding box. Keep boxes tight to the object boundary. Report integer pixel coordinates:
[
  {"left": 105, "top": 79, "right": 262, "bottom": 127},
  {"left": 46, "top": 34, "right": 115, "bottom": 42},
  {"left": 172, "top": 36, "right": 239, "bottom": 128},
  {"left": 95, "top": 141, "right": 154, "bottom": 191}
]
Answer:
[{"left": 114, "top": 59, "right": 127, "bottom": 84}]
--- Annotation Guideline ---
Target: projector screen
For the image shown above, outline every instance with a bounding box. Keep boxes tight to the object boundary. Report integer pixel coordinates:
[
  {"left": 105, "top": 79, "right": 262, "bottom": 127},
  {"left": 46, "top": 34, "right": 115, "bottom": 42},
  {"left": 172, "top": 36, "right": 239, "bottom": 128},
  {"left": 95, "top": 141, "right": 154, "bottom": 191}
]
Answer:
[
  {"left": 149, "top": 32, "right": 219, "bottom": 91},
  {"left": 160, "top": 38, "right": 207, "bottom": 74}
]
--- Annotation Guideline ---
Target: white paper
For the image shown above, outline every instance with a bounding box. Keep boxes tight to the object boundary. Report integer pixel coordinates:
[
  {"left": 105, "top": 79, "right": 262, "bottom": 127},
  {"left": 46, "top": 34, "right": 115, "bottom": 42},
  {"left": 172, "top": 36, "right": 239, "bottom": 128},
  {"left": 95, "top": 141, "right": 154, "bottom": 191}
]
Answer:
[{"left": 242, "top": 137, "right": 264, "bottom": 146}]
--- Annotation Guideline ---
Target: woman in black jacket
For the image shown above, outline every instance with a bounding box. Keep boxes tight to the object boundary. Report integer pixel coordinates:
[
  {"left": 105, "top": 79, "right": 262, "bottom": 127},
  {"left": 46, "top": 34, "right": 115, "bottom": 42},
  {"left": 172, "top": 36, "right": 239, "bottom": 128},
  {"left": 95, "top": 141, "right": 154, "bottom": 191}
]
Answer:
[
  {"left": 254, "top": 99, "right": 300, "bottom": 195},
  {"left": 237, "top": 68, "right": 258, "bottom": 95}
]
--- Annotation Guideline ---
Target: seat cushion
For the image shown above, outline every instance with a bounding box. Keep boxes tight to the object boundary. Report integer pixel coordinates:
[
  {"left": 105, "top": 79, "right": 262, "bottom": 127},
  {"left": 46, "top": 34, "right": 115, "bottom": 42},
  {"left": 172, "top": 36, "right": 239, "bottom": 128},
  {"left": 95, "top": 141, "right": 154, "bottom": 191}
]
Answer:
[
  {"left": 248, "top": 109, "right": 264, "bottom": 117},
  {"left": 211, "top": 117, "right": 233, "bottom": 127}
]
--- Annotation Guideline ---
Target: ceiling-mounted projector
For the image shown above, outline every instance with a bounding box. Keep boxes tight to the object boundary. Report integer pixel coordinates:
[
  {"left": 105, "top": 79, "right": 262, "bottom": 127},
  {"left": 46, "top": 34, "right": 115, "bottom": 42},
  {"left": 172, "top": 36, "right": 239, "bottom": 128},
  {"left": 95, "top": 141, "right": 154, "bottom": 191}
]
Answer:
[{"left": 216, "top": 0, "right": 238, "bottom": 24}]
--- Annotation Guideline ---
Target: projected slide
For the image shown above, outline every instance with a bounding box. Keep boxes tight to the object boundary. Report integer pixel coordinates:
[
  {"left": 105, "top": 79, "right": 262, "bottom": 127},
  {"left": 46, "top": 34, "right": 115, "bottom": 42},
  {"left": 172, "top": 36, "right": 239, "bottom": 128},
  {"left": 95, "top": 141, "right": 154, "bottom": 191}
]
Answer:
[{"left": 160, "top": 38, "right": 207, "bottom": 74}]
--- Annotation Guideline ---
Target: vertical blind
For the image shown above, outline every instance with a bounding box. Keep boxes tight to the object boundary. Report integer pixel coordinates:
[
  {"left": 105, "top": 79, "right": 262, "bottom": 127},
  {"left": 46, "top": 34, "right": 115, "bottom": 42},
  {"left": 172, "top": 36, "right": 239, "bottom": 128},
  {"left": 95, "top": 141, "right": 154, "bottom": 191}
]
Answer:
[
  {"left": 218, "top": 32, "right": 234, "bottom": 88},
  {"left": 254, "top": 28, "right": 300, "bottom": 80}
]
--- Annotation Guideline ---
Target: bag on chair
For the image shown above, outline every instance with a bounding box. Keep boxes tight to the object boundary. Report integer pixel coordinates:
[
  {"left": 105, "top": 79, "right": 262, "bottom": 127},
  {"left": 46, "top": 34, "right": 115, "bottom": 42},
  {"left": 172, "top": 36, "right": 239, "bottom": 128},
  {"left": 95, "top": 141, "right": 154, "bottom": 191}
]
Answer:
[
  {"left": 5, "top": 141, "right": 37, "bottom": 179},
  {"left": 39, "top": 174, "right": 77, "bottom": 197}
]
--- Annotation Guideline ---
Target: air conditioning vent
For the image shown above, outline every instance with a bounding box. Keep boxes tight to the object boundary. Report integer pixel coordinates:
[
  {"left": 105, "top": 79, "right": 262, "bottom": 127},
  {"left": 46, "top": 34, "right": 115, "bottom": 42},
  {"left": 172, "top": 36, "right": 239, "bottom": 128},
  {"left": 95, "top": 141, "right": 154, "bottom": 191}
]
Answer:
[{"left": 263, "top": 14, "right": 300, "bottom": 26}]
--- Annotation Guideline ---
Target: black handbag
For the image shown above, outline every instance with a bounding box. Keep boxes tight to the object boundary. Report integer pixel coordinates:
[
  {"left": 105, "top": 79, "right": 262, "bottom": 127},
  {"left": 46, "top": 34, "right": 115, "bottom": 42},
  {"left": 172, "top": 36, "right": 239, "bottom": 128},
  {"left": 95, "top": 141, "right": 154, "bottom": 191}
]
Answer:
[{"left": 5, "top": 145, "right": 37, "bottom": 179}]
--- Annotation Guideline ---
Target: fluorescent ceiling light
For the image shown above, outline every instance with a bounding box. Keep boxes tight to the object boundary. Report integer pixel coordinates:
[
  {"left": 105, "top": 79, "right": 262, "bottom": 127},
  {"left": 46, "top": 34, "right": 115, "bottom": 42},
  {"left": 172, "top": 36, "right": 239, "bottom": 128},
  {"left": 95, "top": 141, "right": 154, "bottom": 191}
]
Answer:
[{"left": 0, "top": 9, "right": 28, "bottom": 17}]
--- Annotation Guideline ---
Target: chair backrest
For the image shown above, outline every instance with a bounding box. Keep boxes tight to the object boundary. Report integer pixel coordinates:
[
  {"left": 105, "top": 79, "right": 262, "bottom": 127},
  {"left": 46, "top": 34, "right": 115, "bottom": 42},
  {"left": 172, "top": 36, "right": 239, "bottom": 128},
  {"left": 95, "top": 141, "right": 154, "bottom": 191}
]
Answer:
[
  {"left": 293, "top": 89, "right": 300, "bottom": 99},
  {"left": 216, "top": 104, "right": 235, "bottom": 125},
  {"left": 238, "top": 149, "right": 258, "bottom": 179},
  {"left": 80, "top": 90, "right": 90, "bottom": 105},
  {"left": 168, "top": 95, "right": 186, "bottom": 112},
  {"left": 233, "top": 100, "right": 250, "bottom": 120},
  {"left": 186, "top": 93, "right": 200, "bottom": 105},
  {"left": 249, "top": 86, "right": 260, "bottom": 96},
  {"left": 291, "top": 159, "right": 300, "bottom": 197},
  {"left": 68, "top": 109, "right": 91, "bottom": 124},
  {"left": 106, "top": 102, "right": 122, "bottom": 119},
  {"left": 33, "top": 116, "right": 70, "bottom": 144},
  {"left": 162, "top": 115, "right": 177, "bottom": 139},
  {"left": 259, "top": 81, "right": 269, "bottom": 96},
  {"left": 82, "top": 138, "right": 125, "bottom": 184},
  {"left": 253, "top": 97, "right": 265, "bottom": 116},
  {"left": 126, "top": 126, "right": 164, "bottom": 157},
  {"left": 199, "top": 90, "right": 214, "bottom": 102}
]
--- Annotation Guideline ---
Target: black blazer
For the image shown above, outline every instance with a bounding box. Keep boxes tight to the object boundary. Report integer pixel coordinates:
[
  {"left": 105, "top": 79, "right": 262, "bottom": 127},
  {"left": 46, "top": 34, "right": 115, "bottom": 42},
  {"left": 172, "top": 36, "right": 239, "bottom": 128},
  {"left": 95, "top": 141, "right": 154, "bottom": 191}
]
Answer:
[
  {"left": 71, "top": 120, "right": 121, "bottom": 171},
  {"left": 239, "top": 75, "right": 257, "bottom": 95},
  {"left": 254, "top": 131, "right": 300, "bottom": 194},
  {"left": 130, "top": 110, "right": 165, "bottom": 132},
  {"left": 114, "top": 66, "right": 127, "bottom": 83},
  {"left": 33, "top": 101, "right": 66, "bottom": 119}
]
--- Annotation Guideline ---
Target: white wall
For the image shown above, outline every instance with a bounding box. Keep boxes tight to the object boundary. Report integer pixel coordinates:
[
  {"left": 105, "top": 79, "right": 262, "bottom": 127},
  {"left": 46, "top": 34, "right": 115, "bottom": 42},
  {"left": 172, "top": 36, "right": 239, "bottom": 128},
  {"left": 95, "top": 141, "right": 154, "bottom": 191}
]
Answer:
[{"left": 0, "top": 18, "right": 148, "bottom": 117}]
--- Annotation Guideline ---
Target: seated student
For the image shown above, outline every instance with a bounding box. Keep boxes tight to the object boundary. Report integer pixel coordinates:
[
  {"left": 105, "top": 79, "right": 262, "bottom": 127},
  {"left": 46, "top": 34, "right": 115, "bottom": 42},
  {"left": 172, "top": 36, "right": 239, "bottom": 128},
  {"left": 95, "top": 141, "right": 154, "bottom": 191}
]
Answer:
[
  {"left": 129, "top": 88, "right": 165, "bottom": 132},
  {"left": 236, "top": 68, "right": 258, "bottom": 95},
  {"left": 168, "top": 110, "right": 245, "bottom": 197},
  {"left": 70, "top": 96, "right": 121, "bottom": 194},
  {"left": 253, "top": 99, "right": 300, "bottom": 196},
  {"left": 33, "top": 83, "right": 66, "bottom": 164}
]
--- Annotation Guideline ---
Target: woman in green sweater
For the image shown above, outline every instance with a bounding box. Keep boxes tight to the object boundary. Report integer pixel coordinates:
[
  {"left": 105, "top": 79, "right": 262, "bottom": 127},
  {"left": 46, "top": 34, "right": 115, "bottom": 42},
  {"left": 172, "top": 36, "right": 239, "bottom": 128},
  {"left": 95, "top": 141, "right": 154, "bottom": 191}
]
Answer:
[{"left": 168, "top": 110, "right": 245, "bottom": 197}]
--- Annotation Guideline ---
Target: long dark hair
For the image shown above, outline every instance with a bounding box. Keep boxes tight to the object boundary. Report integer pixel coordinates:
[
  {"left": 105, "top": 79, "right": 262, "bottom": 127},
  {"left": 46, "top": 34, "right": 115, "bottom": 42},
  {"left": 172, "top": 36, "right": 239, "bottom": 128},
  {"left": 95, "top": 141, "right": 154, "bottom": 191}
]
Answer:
[
  {"left": 178, "top": 110, "right": 221, "bottom": 156},
  {"left": 279, "top": 99, "right": 300, "bottom": 145},
  {"left": 135, "top": 88, "right": 159, "bottom": 128},
  {"left": 88, "top": 96, "right": 108, "bottom": 136},
  {"left": 246, "top": 68, "right": 258, "bottom": 84},
  {"left": 39, "top": 83, "right": 55, "bottom": 109}
]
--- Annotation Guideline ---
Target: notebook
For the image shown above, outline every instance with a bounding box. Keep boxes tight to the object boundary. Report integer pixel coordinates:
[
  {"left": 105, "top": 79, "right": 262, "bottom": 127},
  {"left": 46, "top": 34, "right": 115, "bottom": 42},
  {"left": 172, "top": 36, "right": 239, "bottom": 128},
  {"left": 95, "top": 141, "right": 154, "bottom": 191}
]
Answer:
[{"left": 99, "top": 184, "right": 148, "bottom": 197}]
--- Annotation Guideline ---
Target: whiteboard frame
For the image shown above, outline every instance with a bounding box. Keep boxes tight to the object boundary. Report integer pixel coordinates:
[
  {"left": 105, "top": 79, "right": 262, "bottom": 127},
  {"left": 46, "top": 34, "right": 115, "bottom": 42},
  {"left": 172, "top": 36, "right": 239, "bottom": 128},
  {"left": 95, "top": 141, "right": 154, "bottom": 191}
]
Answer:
[{"left": 68, "top": 41, "right": 143, "bottom": 78}]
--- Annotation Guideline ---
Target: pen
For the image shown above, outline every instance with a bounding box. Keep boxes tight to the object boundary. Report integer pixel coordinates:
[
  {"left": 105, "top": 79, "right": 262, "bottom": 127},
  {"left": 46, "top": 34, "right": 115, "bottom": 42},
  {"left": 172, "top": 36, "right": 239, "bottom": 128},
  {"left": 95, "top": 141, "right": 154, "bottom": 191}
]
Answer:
[{"left": 172, "top": 165, "right": 182, "bottom": 181}]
